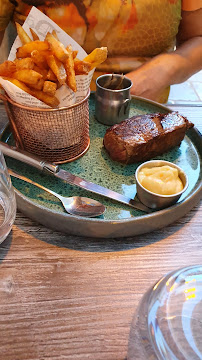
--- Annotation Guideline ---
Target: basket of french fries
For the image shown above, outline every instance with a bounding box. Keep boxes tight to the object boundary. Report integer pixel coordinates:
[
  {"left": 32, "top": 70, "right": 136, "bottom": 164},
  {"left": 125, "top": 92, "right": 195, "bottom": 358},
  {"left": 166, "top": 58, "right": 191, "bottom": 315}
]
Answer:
[{"left": 0, "top": 7, "right": 107, "bottom": 163}]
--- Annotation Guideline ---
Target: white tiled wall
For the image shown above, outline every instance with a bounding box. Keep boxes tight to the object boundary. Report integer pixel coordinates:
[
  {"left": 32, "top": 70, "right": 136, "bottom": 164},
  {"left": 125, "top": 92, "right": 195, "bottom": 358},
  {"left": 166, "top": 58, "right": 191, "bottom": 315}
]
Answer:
[{"left": 168, "top": 70, "right": 202, "bottom": 104}]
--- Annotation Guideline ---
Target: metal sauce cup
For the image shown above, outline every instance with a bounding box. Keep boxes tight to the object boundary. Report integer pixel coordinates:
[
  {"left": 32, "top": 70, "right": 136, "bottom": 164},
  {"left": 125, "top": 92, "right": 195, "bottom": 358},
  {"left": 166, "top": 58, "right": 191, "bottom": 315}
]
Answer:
[
  {"left": 135, "top": 160, "right": 188, "bottom": 210},
  {"left": 95, "top": 74, "right": 133, "bottom": 126}
]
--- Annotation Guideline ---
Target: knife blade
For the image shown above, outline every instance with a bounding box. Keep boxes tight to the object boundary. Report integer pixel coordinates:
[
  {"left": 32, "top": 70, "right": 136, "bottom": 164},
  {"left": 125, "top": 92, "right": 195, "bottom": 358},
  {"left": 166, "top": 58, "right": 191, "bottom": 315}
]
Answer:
[{"left": 0, "top": 141, "right": 151, "bottom": 213}]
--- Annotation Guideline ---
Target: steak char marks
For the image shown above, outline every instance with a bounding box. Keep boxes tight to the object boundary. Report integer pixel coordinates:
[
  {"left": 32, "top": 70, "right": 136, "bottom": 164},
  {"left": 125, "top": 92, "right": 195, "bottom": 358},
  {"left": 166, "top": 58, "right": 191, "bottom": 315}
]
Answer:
[{"left": 103, "top": 112, "right": 193, "bottom": 164}]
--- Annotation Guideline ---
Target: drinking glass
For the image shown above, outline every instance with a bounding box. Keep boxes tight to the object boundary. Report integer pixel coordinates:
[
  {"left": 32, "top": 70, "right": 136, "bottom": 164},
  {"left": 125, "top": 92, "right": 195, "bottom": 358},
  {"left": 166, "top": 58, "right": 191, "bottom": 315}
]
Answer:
[
  {"left": 0, "top": 151, "right": 16, "bottom": 243},
  {"left": 128, "top": 265, "right": 202, "bottom": 360}
]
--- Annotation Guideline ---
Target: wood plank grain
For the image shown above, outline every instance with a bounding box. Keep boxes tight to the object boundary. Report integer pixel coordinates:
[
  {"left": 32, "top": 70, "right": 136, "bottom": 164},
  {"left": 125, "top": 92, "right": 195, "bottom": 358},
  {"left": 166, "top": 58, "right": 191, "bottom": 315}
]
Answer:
[{"left": 0, "top": 202, "right": 201, "bottom": 359}]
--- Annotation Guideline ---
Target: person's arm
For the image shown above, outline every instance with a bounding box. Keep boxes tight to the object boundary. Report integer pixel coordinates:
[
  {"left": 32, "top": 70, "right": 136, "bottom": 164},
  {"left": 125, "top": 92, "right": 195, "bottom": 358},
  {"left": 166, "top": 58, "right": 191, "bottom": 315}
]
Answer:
[
  {"left": 126, "top": 8, "right": 202, "bottom": 102},
  {"left": 168, "top": 7, "right": 202, "bottom": 82}
]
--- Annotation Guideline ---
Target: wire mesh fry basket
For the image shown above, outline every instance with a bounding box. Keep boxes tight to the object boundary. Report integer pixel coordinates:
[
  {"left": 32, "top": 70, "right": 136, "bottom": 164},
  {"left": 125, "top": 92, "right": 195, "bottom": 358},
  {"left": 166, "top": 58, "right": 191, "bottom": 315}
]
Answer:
[{"left": 0, "top": 89, "right": 90, "bottom": 164}]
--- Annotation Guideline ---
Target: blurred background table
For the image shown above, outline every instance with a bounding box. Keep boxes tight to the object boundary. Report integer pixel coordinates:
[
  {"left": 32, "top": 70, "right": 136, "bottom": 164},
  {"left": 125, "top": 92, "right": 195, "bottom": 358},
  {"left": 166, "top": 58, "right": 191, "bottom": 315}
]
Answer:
[{"left": 0, "top": 83, "right": 201, "bottom": 360}]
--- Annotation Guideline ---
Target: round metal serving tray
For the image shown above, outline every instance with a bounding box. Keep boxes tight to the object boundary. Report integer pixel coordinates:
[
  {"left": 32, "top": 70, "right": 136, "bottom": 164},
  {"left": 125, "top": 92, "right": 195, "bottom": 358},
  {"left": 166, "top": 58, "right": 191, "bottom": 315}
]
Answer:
[{"left": 1, "top": 94, "right": 202, "bottom": 238}]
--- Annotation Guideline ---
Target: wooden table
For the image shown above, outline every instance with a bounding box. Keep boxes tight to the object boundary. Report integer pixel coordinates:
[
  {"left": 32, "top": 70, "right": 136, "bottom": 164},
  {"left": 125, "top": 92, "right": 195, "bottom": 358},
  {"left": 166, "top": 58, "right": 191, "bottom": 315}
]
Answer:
[{"left": 0, "top": 104, "right": 201, "bottom": 360}]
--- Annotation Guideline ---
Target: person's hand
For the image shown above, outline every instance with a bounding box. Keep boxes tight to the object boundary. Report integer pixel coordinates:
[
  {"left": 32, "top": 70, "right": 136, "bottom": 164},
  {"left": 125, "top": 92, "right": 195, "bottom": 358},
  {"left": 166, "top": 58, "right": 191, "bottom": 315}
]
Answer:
[{"left": 126, "top": 53, "right": 176, "bottom": 103}]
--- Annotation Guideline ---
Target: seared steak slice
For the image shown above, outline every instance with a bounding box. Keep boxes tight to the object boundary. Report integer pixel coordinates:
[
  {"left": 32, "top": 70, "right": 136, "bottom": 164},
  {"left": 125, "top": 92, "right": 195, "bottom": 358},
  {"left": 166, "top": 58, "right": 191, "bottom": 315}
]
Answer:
[{"left": 103, "top": 112, "right": 193, "bottom": 164}]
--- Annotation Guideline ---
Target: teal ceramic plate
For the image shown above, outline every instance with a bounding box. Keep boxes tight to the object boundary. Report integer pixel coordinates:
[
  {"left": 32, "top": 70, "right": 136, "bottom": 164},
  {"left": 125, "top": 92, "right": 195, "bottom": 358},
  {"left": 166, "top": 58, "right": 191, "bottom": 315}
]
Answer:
[{"left": 1, "top": 94, "right": 202, "bottom": 238}]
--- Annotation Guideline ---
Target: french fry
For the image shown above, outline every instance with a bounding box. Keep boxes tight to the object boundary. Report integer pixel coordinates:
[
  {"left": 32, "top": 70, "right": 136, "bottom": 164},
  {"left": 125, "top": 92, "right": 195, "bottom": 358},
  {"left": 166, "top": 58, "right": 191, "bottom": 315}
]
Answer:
[
  {"left": 46, "top": 54, "right": 66, "bottom": 85},
  {"left": 14, "top": 57, "right": 34, "bottom": 70},
  {"left": 72, "top": 50, "right": 78, "bottom": 59},
  {"left": 31, "top": 49, "right": 50, "bottom": 69},
  {"left": 29, "top": 88, "right": 60, "bottom": 107},
  {"left": 64, "top": 45, "right": 77, "bottom": 92},
  {"left": 74, "top": 58, "right": 91, "bottom": 75},
  {"left": 6, "top": 78, "right": 59, "bottom": 107},
  {"left": 15, "top": 22, "right": 32, "bottom": 44},
  {"left": 29, "top": 78, "right": 44, "bottom": 90},
  {"left": 16, "top": 41, "right": 50, "bottom": 58},
  {"left": 52, "top": 30, "right": 59, "bottom": 40},
  {"left": 5, "top": 77, "right": 34, "bottom": 93},
  {"left": 45, "top": 32, "right": 69, "bottom": 62},
  {"left": 46, "top": 68, "right": 57, "bottom": 82},
  {"left": 33, "top": 64, "right": 48, "bottom": 79},
  {"left": 0, "top": 61, "right": 16, "bottom": 76},
  {"left": 43, "top": 81, "right": 57, "bottom": 96},
  {"left": 13, "top": 69, "right": 43, "bottom": 86},
  {"left": 30, "top": 28, "right": 39, "bottom": 41},
  {"left": 83, "top": 47, "right": 107, "bottom": 69}
]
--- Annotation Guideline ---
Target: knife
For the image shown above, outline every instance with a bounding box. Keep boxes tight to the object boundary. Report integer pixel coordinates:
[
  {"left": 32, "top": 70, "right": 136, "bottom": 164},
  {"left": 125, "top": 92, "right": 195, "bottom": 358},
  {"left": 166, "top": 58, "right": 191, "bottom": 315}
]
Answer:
[{"left": 0, "top": 142, "right": 151, "bottom": 213}]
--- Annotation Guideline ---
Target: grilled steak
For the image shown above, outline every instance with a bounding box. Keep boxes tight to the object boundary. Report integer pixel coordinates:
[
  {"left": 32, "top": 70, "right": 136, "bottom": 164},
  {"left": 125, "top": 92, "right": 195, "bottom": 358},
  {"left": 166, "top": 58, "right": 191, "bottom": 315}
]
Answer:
[{"left": 103, "top": 112, "right": 193, "bottom": 164}]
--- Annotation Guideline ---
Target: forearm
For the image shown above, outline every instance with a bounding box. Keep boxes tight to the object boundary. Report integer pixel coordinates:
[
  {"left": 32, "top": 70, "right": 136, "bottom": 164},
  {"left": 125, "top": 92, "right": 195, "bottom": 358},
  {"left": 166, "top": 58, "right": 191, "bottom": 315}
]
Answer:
[
  {"left": 140, "top": 36, "right": 202, "bottom": 87},
  {"left": 167, "top": 36, "right": 202, "bottom": 85},
  {"left": 126, "top": 36, "right": 202, "bottom": 100},
  {"left": 126, "top": 8, "right": 202, "bottom": 102}
]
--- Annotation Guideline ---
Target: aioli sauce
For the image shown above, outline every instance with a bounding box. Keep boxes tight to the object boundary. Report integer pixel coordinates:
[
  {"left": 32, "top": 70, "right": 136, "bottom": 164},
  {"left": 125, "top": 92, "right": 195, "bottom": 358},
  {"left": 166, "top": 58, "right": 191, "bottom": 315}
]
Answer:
[{"left": 138, "top": 165, "right": 184, "bottom": 195}]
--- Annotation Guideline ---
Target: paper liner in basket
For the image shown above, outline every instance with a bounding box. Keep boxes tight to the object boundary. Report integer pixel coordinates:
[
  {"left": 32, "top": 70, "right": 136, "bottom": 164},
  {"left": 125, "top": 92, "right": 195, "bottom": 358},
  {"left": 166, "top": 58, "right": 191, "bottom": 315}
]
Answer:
[{"left": 0, "top": 6, "right": 94, "bottom": 108}]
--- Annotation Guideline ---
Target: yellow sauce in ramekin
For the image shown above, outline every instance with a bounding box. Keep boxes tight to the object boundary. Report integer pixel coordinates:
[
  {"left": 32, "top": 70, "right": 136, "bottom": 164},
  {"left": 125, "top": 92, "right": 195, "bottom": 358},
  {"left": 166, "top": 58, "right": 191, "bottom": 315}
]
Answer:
[{"left": 138, "top": 165, "right": 184, "bottom": 195}]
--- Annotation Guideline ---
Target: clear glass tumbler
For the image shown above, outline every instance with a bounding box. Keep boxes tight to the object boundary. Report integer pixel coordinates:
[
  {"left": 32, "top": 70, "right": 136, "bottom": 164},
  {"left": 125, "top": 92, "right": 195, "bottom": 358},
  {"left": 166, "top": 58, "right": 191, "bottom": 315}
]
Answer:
[
  {"left": 128, "top": 265, "right": 202, "bottom": 360},
  {"left": 0, "top": 151, "right": 16, "bottom": 243}
]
